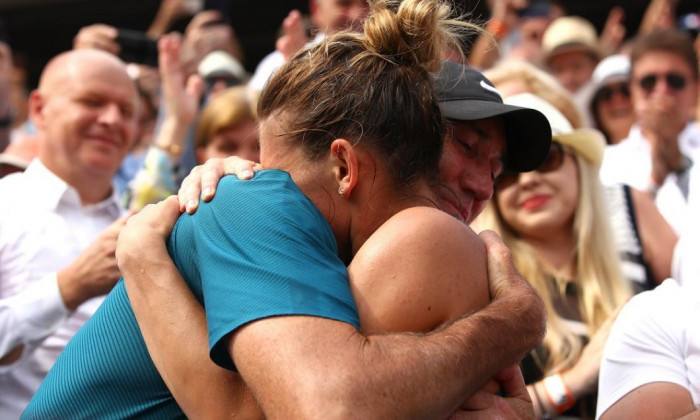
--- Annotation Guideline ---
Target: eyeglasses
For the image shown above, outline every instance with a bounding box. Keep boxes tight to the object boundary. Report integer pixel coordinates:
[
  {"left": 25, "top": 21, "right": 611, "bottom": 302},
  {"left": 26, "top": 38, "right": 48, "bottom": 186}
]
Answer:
[
  {"left": 495, "top": 142, "right": 567, "bottom": 190},
  {"left": 637, "top": 73, "right": 687, "bottom": 93},
  {"left": 596, "top": 83, "right": 630, "bottom": 102}
]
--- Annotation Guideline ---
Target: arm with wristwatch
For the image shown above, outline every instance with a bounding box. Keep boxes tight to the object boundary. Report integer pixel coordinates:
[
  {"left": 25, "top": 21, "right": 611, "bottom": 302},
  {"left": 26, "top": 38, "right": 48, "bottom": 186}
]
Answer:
[
  {"left": 127, "top": 35, "right": 203, "bottom": 211},
  {"left": 528, "top": 309, "right": 620, "bottom": 418}
]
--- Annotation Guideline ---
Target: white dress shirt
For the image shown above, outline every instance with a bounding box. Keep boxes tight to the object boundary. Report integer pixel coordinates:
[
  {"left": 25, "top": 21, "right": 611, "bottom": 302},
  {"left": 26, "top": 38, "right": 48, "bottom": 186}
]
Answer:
[
  {"left": 600, "top": 122, "right": 700, "bottom": 233},
  {"left": 672, "top": 148, "right": 700, "bottom": 291},
  {"left": 597, "top": 279, "right": 700, "bottom": 418},
  {"left": 0, "top": 159, "right": 123, "bottom": 418}
]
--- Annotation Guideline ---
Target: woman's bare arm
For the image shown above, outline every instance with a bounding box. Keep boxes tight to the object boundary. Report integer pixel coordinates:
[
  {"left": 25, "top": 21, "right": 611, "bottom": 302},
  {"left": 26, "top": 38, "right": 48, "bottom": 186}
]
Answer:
[
  {"left": 230, "top": 230, "right": 544, "bottom": 419},
  {"left": 348, "top": 206, "right": 490, "bottom": 333},
  {"left": 601, "top": 382, "right": 697, "bottom": 420}
]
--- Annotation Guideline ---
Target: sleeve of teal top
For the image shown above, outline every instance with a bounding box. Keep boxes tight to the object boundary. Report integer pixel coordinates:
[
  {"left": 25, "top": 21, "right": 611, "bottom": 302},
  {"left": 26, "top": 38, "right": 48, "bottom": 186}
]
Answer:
[{"left": 169, "top": 170, "right": 359, "bottom": 371}]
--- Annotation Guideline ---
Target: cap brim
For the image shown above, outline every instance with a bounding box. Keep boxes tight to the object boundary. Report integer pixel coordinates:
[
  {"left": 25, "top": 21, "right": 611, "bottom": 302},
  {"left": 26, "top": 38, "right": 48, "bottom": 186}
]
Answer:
[
  {"left": 554, "top": 128, "right": 606, "bottom": 166},
  {"left": 546, "top": 43, "right": 600, "bottom": 64},
  {"left": 441, "top": 99, "right": 552, "bottom": 172}
]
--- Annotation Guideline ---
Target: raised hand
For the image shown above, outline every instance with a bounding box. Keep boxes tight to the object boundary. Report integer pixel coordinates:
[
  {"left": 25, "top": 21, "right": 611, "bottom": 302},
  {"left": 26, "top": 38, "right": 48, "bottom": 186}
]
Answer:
[
  {"left": 276, "top": 10, "right": 309, "bottom": 61},
  {"left": 159, "top": 34, "right": 204, "bottom": 126},
  {"left": 73, "top": 24, "right": 120, "bottom": 55}
]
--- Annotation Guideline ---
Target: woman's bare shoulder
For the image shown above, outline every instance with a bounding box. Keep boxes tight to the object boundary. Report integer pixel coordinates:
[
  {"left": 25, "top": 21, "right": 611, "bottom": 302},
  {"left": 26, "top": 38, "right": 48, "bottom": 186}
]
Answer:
[{"left": 348, "top": 206, "right": 490, "bottom": 334}]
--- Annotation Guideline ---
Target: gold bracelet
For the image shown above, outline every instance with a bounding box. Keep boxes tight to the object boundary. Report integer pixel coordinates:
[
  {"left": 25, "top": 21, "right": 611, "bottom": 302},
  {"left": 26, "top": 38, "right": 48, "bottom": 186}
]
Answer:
[{"left": 153, "top": 142, "right": 183, "bottom": 155}]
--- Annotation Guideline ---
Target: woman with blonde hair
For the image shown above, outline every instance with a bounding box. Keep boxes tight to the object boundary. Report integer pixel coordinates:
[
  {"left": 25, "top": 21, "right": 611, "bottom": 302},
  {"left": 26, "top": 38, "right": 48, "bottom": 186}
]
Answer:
[
  {"left": 485, "top": 64, "right": 677, "bottom": 290},
  {"left": 476, "top": 93, "right": 631, "bottom": 418},
  {"left": 193, "top": 86, "right": 258, "bottom": 163},
  {"left": 485, "top": 59, "right": 584, "bottom": 128}
]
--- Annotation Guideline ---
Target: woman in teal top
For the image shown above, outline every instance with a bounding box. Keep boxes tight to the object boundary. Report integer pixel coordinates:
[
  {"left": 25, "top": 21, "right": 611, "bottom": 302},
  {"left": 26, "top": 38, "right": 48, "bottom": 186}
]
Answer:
[{"left": 25, "top": 171, "right": 357, "bottom": 419}]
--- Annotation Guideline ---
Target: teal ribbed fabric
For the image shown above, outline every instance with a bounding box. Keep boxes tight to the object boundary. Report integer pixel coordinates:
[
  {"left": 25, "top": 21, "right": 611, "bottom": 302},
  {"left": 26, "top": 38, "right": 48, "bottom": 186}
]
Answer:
[{"left": 24, "top": 170, "right": 358, "bottom": 419}]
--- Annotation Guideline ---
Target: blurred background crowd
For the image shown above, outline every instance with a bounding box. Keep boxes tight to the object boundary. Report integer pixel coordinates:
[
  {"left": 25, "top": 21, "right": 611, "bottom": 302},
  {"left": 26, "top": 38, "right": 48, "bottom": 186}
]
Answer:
[{"left": 2, "top": 0, "right": 700, "bottom": 418}]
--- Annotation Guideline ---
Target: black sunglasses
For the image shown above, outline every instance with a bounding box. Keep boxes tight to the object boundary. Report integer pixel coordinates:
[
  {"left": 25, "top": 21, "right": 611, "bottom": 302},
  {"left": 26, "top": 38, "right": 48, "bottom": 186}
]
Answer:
[
  {"left": 495, "top": 142, "right": 566, "bottom": 190},
  {"left": 596, "top": 83, "right": 630, "bottom": 102},
  {"left": 637, "top": 73, "right": 687, "bottom": 93}
]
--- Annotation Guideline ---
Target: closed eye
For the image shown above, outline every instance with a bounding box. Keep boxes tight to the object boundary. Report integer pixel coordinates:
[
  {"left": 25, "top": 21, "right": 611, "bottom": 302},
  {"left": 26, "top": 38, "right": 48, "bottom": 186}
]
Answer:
[{"left": 454, "top": 136, "right": 475, "bottom": 155}]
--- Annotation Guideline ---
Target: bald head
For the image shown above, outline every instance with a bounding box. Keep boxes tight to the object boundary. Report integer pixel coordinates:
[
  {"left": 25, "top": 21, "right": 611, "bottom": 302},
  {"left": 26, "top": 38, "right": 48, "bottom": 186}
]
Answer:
[
  {"left": 39, "top": 49, "right": 132, "bottom": 97},
  {"left": 30, "top": 49, "right": 138, "bottom": 202}
]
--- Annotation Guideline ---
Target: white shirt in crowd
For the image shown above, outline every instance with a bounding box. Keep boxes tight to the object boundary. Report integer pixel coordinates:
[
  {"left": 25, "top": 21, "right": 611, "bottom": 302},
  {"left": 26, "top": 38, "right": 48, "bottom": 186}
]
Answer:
[
  {"left": 0, "top": 159, "right": 123, "bottom": 418},
  {"left": 673, "top": 147, "right": 700, "bottom": 290},
  {"left": 599, "top": 122, "right": 700, "bottom": 234},
  {"left": 597, "top": 279, "right": 700, "bottom": 418},
  {"left": 248, "top": 33, "right": 325, "bottom": 92}
]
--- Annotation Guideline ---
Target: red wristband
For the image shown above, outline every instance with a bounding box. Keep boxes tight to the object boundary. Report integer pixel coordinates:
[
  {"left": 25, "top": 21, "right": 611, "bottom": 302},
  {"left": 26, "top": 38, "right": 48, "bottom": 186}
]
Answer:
[
  {"left": 486, "top": 19, "right": 508, "bottom": 38},
  {"left": 543, "top": 373, "right": 575, "bottom": 414}
]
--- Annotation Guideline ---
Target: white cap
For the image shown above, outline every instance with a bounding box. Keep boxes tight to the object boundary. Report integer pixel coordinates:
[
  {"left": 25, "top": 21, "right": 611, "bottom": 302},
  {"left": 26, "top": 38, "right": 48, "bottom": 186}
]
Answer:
[
  {"left": 197, "top": 51, "right": 248, "bottom": 84},
  {"left": 591, "top": 54, "right": 630, "bottom": 88}
]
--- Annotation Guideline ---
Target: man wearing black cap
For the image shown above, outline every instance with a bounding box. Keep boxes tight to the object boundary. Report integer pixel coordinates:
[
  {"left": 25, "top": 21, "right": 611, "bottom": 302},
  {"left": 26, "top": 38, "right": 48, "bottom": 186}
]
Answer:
[
  {"left": 101, "top": 61, "right": 553, "bottom": 418},
  {"left": 435, "top": 60, "right": 551, "bottom": 224}
]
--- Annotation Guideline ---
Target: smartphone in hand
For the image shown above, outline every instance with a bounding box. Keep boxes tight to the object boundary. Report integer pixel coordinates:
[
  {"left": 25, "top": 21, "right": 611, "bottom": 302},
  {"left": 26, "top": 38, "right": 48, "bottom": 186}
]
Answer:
[{"left": 116, "top": 29, "right": 158, "bottom": 67}]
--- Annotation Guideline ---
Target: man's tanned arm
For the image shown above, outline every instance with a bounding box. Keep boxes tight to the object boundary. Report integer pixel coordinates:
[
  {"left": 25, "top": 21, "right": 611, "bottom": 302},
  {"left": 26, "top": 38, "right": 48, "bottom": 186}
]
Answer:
[{"left": 231, "top": 231, "right": 544, "bottom": 419}]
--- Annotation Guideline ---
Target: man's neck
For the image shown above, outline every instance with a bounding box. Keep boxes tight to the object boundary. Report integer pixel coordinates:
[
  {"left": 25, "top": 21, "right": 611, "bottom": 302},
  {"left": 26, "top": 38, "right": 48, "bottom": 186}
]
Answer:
[{"left": 40, "top": 158, "right": 114, "bottom": 206}]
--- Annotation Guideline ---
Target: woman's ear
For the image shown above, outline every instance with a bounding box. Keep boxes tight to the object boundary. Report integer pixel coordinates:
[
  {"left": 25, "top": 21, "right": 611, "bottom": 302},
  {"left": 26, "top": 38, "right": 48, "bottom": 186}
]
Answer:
[{"left": 330, "top": 139, "right": 358, "bottom": 198}]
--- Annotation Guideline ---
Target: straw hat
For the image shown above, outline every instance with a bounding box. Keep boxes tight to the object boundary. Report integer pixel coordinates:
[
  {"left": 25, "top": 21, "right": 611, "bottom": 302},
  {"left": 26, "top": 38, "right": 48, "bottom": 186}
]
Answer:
[{"left": 542, "top": 16, "right": 600, "bottom": 65}]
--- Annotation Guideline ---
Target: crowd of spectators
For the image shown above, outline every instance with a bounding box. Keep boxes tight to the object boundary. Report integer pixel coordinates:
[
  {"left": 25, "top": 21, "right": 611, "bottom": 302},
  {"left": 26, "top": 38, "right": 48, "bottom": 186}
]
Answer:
[{"left": 1, "top": 0, "right": 700, "bottom": 418}]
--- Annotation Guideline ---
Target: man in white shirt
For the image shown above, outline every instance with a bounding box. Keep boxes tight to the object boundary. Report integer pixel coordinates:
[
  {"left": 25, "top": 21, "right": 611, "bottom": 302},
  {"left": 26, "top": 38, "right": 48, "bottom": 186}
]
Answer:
[
  {"left": 0, "top": 48, "right": 137, "bottom": 417},
  {"left": 249, "top": 0, "right": 369, "bottom": 91},
  {"left": 672, "top": 148, "right": 700, "bottom": 289},
  {"left": 596, "top": 278, "right": 700, "bottom": 419},
  {"left": 599, "top": 29, "right": 699, "bottom": 233}
]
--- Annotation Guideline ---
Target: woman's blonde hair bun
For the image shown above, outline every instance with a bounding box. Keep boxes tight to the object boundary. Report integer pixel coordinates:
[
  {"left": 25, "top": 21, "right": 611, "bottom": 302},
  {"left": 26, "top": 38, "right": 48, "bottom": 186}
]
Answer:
[{"left": 362, "top": 0, "right": 477, "bottom": 72}]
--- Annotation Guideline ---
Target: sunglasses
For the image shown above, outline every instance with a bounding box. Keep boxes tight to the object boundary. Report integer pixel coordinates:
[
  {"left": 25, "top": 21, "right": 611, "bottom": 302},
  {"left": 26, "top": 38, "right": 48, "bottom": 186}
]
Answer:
[
  {"left": 495, "top": 142, "right": 567, "bottom": 190},
  {"left": 637, "top": 73, "right": 687, "bottom": 93},
  {"left": 596, "top": 83, "right": 630, "bottom": 102}
]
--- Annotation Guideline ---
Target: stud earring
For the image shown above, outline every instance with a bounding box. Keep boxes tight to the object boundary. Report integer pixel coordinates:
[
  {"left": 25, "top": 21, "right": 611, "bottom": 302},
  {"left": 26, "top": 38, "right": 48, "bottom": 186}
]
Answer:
[{"left": 338, "top": 187, "right": 344, "bottom": 196}]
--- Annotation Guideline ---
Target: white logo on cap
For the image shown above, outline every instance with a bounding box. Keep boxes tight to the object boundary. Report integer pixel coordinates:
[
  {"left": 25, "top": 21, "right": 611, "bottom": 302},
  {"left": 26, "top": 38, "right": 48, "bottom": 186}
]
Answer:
[{"left": 480, "top": 80, "right": 503, "bottom": 99}]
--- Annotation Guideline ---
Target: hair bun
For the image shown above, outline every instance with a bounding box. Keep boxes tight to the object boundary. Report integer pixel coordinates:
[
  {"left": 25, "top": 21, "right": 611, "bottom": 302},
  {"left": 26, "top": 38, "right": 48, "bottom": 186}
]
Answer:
[{"left": 363, "top": 0, "right": 474, "bottom": 72}]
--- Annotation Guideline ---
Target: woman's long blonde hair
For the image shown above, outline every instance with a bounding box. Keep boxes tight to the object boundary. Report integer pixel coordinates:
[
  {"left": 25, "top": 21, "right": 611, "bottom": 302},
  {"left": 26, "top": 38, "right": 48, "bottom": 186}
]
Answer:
[
  {"left": 477, "top": 152, "right": 631, "bottom": 374},
  {"left": 484, "top": 60, "right": 584, "bottom": 129}
]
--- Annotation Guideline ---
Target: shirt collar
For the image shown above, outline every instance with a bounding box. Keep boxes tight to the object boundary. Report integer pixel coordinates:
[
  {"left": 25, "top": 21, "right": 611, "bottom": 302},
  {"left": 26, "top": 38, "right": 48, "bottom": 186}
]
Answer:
[{"left": 24, "top": 159, "right": 124, "bottom": 217}]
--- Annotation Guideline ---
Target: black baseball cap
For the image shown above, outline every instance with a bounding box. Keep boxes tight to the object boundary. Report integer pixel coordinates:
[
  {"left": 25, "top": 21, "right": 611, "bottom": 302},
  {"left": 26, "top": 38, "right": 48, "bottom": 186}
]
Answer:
[
  {"left": 0, "top": 18, "right": 8, "bottom": 45},
  {"left": 435, "top": 61, "right": 552, "bottom": 172}
]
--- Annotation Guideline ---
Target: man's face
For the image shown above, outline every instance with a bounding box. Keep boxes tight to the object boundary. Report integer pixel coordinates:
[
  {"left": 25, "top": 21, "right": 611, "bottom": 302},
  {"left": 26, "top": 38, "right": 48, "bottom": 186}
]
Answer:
[
  {"left": 311, "top": 0, "right": 369, "bottom": 34},
  {"left": 439, "top": 117, "right": 507, "bottom": 224},
  {"left": 630, "top": 50, "right": 698, "bottom": 124},
  {"left": 36, "top": 59, "right": 138, "bottom": 179},
  {"left": 548, "top": 50, "right": 597, "bottom": 93}
]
